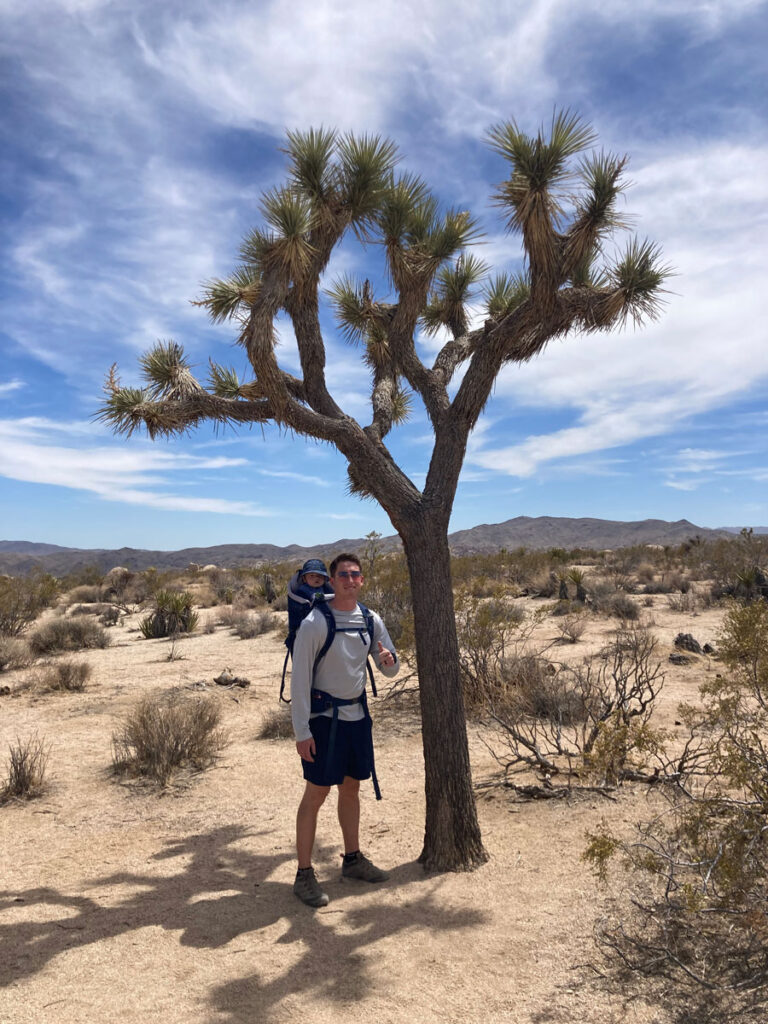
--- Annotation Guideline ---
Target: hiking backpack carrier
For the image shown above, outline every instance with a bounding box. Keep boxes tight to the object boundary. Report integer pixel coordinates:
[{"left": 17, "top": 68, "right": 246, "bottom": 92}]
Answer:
[{"left": 279, "top": 600, "right": 378, "bottom": 703}]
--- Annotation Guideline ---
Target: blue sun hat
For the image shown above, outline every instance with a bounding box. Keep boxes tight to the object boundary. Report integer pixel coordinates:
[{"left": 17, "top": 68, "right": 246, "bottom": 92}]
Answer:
[{"left": 300, "top": 558, "right": 330, "bottom": 579}]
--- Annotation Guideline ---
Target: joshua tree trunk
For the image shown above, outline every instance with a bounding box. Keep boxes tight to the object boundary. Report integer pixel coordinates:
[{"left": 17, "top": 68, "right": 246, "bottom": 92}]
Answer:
[{"left": 401, "top": 510, "right": 488, "bottom": 871}]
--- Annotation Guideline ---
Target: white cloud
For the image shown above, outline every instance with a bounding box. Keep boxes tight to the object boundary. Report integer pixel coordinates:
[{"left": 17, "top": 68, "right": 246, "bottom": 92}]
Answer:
[
  {"left": 466, "top": 138, "right": 768, "bottom": 478},
  {"left": 258, "top": 469, "right": 331, "bottom": 487},
  {"left": 0, "top": 418, "right": 268, "bottom": 516},
  {"left": 0, "top": 379, "right": 25, "bottom": 396}
]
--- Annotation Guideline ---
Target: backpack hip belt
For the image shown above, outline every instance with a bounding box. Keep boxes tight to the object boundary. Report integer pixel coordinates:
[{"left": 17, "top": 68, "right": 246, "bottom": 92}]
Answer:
[{"left": 310, "top": 688, "right": 381, "bottom": 801}]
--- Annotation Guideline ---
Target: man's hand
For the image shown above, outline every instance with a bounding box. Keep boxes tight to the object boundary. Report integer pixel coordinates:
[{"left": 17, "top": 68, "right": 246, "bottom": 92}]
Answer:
[
  {"left": 296, "top": 737, "right": 316, "bottom": 762},
  {"left": 377, "top": 641, "right": 395, "bottom": 667}
]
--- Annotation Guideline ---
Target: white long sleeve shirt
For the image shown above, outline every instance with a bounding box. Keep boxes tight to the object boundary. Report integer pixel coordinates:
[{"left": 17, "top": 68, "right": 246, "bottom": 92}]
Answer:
[{"left": 290, "top": 603, "right": 399, "bottom": 742}]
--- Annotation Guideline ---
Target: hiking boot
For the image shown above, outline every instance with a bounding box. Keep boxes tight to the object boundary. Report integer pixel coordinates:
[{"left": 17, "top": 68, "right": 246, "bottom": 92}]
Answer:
[
  {"left": 341, "top": 851, "right": 389, "bottom": 883},
  {"left": 293, "top": 868, "right": 329, "bottom": 908}
]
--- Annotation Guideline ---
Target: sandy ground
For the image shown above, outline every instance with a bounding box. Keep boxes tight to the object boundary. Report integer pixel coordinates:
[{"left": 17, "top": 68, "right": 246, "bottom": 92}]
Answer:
[{"left": 0, "top": 597, "right": 725, "bottom": 1024}]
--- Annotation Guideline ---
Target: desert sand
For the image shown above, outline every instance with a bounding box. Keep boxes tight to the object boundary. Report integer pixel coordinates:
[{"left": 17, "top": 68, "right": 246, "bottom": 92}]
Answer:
[{"left": 0, "top": 599, "right": 724, "bottom": 1024}]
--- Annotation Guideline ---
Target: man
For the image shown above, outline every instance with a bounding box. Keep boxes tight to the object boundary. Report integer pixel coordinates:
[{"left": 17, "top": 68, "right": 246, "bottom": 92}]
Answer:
[{"left": 291, "top": 552, "right": 399, "bottom": 908}]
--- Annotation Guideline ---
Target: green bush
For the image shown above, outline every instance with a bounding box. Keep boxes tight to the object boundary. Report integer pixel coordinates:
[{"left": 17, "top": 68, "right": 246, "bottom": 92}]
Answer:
[
  {"left": 584, "top": 602, "right": 768, "bottom": 1019},
  {"left": 112, "top": 691, "right": 225, "bottom": 786},
  {"left": 139, "top": 590, "right": 198, "bottom": 639},
  {"left": 29, "top": 617, "right": 110, "bottom": 655},
  {"left": 0, "top": 572, "right": 59, "bottom": 637}
]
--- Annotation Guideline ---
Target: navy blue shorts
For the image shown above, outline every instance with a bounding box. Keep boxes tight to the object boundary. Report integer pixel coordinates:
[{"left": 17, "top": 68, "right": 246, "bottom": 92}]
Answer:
[{"left": 302, "top": 714, "right": 374, "bottom": 787}]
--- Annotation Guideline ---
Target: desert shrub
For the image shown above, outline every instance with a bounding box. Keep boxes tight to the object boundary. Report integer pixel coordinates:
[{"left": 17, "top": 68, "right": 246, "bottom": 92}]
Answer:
[
  {"left": 59, "top": 565, "right": 104, "bottom": 589},
  {"left": 705, "top": 529, "right": 768, "bottom": 604},
  {"left": 64, "top": 584, "right": 103, "bottom": 606},
  {"left": 0, "top": 636, "right": 33, "bottom": 672},
  {"left": 70, "top": 602, "right": 113, "bottom": 616},
  {"left": 29, "top": 617, "right": 110, "bottom": 655},
  {"left": 526, "top": 570, "right": 560, "bottom": 598},
  {"left": 257, "top": 707, "right": 294, "bottom": 740},
  {"left": 457, "top": 594, "right": 525, "bottom": 710},
  {"left": 635, "top": 562, "right": 656, "bottom": 584},
  {"left": 607, "top": 592, "right": 639, "bottom": 620},
  {"left": 272, "top": 594, "right": 288, "bottom": 612},
  {"left": 112, "top": 690, "right": 225, "bottom": 786},
  {"left": 363, "top": 553, "right": 414, "bottom": 654},
  {"left": 585, "top": 602, "right": 768, "bottom": 1021},
  {"left": 1, "top": 734, "right": 50, "bottom": 802},
  {"left": 556, "top": 611, "right": 587, "bottom": 643},
  {"left": 0, "top": 572, "right": 59, "bottom": 637},
  {"left": 220, "top": 609, "right": 279, "bottom": 639},
  {"left": 666, "top": 590, "right": 698, "bottom": 613},
  {"left": 497, "top": 652, "right": 585, "bottom": 724},
  {"left": 549, "top": 598, "right": 585, "bottom": 617},
  {"left": 36, "top": 659, "right": 92, "bottom": 692},
  {"left": 99, "top": 605, "right": 120, "bottom": 626},
  {"left": 139, "top": 590, "right": 198, "bottom": 639},
  {"left": 202, "top": 618, "right": 216, "bottom": 634},
  {"left": 488, "top": 627, "right": 664, "bottom": 791}
]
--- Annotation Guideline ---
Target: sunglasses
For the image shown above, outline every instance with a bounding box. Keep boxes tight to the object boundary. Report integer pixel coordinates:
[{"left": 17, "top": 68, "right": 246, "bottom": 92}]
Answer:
[{"left": 335, "top": 570, "right": 363, "bottom": 580}]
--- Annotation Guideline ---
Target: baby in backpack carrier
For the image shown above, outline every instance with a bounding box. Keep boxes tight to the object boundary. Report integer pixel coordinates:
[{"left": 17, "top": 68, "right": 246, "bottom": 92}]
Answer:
[
  {"left": 285, "top": 559, "right": 335, "bottom": 654},
  {"left": 292, "top": 559, "right": 334, "bottom": 603}
]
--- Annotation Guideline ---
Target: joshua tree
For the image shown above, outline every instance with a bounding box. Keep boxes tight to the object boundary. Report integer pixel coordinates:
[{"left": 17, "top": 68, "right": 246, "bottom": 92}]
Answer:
[{"left": 100, "top": 113, "right": 669, "bottom": 872}]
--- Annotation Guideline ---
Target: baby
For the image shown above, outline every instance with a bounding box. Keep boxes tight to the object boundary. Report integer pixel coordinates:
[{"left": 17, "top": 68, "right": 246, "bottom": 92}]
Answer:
[{"left": 285, "top": 559, "right": 335, "bottom": 655}]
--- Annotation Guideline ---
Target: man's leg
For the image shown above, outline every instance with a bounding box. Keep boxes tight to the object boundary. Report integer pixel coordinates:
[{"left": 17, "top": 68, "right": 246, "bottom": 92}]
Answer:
[
  {"left": 337, "top": 775, "right": 360, "bottom": 854},
  {"left": 296, "top": 781, "right": 330, "bottom": 869}
]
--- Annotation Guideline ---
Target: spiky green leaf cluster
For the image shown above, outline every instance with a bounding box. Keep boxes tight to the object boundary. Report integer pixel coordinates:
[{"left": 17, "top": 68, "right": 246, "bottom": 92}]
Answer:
[
  {"left": 483, "top": 273, "right": 530, "bottom": 321},
  {"left": 609, "top": 238, "right": 672, "bottom": 325},
  {"left": 422, "top": 254, "right": 489, "bottom": 336},
  {"left": 196, "top": 267, "right": 261, "bottom": 323},
  {"left": 140, "top": 341, "right": 203, "bottom": 400},
  {"left": 284, "top": 126, "right": 338, "bottom": 204},
  {"left": 326, "top": 275, "right": 371, "bottom": 344},
  {"left": 489, "top": 110, "right": 597, "bottom": 231},
  {"left": 207, "top": 363, "right": 243, "bottom": 398},
  {"left": 337, "top": 133, "right": 399, "bottom": 227}
]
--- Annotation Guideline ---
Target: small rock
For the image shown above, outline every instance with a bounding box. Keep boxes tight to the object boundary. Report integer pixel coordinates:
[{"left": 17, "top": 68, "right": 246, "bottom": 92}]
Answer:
[
  {"left": 214, "top": 669, "right": 234, "bottom": 685},
  {"left": 669, "top": 653, "right": 691, "bottom": 665},
  {"left": 703, "top": 643, "right": 715, "bottom": 655},
  {"left": 674, "top": 633, "right": 702, "bottom": 654}
]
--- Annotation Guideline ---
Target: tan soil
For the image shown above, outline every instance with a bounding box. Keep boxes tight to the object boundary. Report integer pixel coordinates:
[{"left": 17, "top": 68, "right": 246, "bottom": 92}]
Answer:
[{"left": 0, "top": 597, "right": 724, "bottom": 1024}]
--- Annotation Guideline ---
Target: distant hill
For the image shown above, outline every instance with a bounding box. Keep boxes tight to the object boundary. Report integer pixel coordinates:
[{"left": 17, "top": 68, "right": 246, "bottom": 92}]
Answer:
[{"left": 0, "top": 516, "right": 738, "bottom": 576}]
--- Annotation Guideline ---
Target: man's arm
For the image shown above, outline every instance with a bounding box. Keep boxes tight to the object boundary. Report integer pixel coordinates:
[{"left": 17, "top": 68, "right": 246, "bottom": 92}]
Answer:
[{"left": 372, "top": 613, "right": 400, "bottom": 678}]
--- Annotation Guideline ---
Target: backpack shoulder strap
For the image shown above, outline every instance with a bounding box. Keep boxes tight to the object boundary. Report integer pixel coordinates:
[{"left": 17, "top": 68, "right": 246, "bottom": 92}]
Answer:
[
  {"left": 312, "top": 600, "right": 336, "bottom": 676},
  {"left": 357, "top": 602, "right": 378, "bottom": 697}
]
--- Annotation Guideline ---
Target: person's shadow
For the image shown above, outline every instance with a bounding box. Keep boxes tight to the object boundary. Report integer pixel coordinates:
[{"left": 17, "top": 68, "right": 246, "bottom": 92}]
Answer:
[{"left": 1, "top": 824, "right": 486, "bottom": 1020}]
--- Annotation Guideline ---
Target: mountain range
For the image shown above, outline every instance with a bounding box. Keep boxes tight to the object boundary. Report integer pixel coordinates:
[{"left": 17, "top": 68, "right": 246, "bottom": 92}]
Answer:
[{"left": 0, "top": 516, "right": 752, "bottom": 576}]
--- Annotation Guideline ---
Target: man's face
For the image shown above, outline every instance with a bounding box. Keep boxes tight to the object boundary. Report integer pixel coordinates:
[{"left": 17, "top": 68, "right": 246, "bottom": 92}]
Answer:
[
  {"left": 303, "top": 572, "right": 326, "bottom": 588},
  {"left": 331, "top": 561, "right": 364, "bottom": 597}
]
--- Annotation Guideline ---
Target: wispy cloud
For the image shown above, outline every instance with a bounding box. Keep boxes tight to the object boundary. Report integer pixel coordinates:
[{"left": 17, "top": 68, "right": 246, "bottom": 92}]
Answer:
[
  {"left": 466, "top": 137, "right": 768, "bottom": 480},
  {"left": 0, "top": 418, "right": 268, "bottom": 516},
  {"left": 0, "top": 379, "right": 25, "bottom": 396},
  {"left": 258, "top": 469, "right": 331, "bottom": 487}
]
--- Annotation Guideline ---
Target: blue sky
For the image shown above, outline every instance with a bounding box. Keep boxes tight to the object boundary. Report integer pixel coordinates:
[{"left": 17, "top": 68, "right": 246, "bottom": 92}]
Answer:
[{"left": 1, "top": 0, "right": 767, "bottom": 550}]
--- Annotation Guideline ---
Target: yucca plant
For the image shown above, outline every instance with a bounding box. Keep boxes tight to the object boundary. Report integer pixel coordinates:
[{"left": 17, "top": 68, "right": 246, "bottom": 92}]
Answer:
[
  {"left": 99, "top": 114, "right": 670, "bottom": 873},
  {"left": 139, "top": 590, "right": 199, "bottom": 639}
]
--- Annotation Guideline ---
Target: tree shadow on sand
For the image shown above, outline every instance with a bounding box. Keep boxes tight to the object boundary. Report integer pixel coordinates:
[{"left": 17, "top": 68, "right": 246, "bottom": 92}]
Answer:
[
  {"left": 206, "top": 863, "right": 486, "bottom": 1023},
  {"left": 1, "top": 824, "right": 486, "bottom": 1019}
]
